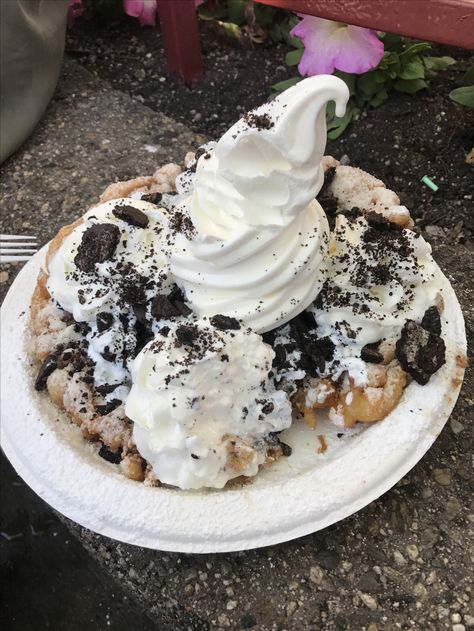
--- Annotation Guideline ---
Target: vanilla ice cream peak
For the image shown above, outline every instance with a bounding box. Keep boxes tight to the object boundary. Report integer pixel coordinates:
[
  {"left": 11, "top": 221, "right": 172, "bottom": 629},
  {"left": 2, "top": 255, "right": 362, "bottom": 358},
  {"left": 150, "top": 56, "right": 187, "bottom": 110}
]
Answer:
[{"left": 170, "top": 75, "right": 350, "bottom": 333}]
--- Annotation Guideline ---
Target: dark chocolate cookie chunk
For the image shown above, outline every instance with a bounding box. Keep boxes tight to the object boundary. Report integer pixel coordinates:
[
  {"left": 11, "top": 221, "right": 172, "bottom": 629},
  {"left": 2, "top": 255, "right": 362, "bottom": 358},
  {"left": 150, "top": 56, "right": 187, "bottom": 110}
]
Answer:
[
  {"left": 361, "top": 342, "right": 383, "bottom": 364},
  {"left": 74, "top": 223, "right": 121, "bottom": 273},
  {"left": 96, "top": 311, "right": 114, "bottom": 333},
  {"left": 395, "top": 320, "right": 446, "bottom": 385},
  {"left": 175, "top": 323, "right": 199, "bottom": 347},
  {"left": 421, "top": 305, "right": 442, "bottom": 336},
  {"left": 35, "top": 354, "right": 58, "bottom": 391},
  {"left": 151, "top": 294, "right": 181, "bottom": 319},
  {"left": 98, "top": 444, "right": 122, "bottom": 464},
  {"left": 141, "top": 192, "right": 162, "bottom": 205},
  {"left": 210, "top": 314, "right": 241, "bottom": 330},
  {"left": 112, "top": 204, "right": 149, "bottom": 228}
]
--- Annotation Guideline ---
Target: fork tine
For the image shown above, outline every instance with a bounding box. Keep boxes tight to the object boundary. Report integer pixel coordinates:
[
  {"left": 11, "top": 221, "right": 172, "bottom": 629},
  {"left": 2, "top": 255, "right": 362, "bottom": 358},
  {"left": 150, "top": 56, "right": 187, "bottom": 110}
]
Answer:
[
  {"left": 0, "top": 255, "right": 34, "bottom": 263},
  {"left": 0, "top": 242, "right": 37, "bottom": 247},
  {"left": 0, "top": 248, "right": 37, "bottom": 254},
  {"left": 0, "top": 234, "right": 37, "bottom": 240}
]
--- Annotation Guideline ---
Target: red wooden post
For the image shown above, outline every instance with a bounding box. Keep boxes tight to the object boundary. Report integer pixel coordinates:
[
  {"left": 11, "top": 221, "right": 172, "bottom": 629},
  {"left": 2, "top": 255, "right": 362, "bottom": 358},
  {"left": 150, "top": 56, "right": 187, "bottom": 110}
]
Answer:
[
  {"left": 256, "top": 0, "right": 474, "bottom": 50},
  {"left": 156, "top": 0, "right": 203, "bottom": 88}
]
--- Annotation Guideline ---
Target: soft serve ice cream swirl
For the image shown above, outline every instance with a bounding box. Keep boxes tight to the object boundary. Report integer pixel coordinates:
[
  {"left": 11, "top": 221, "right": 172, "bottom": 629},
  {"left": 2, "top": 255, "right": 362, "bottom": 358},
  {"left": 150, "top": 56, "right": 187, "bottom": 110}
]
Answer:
[
  {"left": 126, "top": 318, "right": 292, "bottom": 489},
  {"left": 170, "top": 76, "right": 350, "bottom": 333}
]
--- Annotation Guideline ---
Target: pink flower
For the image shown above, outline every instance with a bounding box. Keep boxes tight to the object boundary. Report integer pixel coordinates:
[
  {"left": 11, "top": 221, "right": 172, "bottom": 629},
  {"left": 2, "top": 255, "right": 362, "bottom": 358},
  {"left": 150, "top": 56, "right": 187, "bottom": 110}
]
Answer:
[
  {"left": 67, "top": 0, "right": 83, "bottom": 27},
  {"left": 123, "top": 0, "right": 158, "bottom": 26},
  {"left": 291, "top": 15, "right": 384, "bottom": 76}
]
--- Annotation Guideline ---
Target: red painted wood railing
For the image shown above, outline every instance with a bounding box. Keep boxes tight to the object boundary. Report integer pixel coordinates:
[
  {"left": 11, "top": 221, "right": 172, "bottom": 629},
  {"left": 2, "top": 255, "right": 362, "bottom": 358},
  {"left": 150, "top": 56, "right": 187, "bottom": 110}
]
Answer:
[
  {"left": 156, "top": 0, "right": 203, "bottom": 87},
  {"left": 257, "top": 0, "right": 474, "bottom": 50},
  {"left": 156, "top": 0, "right": 474, "bottom": 86}
]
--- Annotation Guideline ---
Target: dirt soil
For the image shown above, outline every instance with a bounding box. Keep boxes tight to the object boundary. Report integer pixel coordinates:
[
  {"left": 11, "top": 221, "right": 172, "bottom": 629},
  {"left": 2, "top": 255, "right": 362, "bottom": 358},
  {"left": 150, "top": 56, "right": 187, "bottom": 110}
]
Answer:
[{"left": 67, "top": 18, "right": 474, "bottom": 241}]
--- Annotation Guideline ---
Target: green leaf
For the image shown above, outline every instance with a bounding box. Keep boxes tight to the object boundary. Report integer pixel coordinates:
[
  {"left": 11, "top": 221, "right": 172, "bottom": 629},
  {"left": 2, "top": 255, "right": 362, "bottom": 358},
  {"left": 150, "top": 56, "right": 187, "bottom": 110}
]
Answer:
[
  {"left": 282, "top": 30, "right": 303, "bottom": 48},
  {"left": 424, "top": 56, "right": 456, "bottom": 77},
  {"left": 462, "top": 65, "right": 474, "bottom": 85},
  {"left": 198, "top": 5, "right": 228, "bottom": 20},
  {"left": 449, "top": 85, "right": 474, "bottom": 108},
  {"left": 285, "top": 48, "right": 303, "bottom": 67},
  {"left": 399, "top": 56, "right": 425, "bottom": 80},
  {"left": 327, "top": 109, "right": 354, "bottom": 140},
  {"left": 399, "top": 42, "right": 431, "bottom": 59},
  {"left": 369, "top": 89, "right": 389, "bottom": 108},
  {"left": 267, "top": 23, "right": 283, "bottom": 42},
  {"left": 253, "top": 4, "right": 278, "bottom": 28},
  {"left": 393, "top": 78, "right": 428, "bottom": 93},
  {"left": 334, "top": 71, "right": 357, "bottom": 96},
  {"left": 379, "top": 33, "right": 406, "bottom": 53},
  {"left": 271, "top": 76, "right": 302, "bottom": 92},
  {"left": 357, "top": 73, "right": 380, "bottom": 96},
  {"left": 227, "top": 0, "right": 247, "bottom": 25}
]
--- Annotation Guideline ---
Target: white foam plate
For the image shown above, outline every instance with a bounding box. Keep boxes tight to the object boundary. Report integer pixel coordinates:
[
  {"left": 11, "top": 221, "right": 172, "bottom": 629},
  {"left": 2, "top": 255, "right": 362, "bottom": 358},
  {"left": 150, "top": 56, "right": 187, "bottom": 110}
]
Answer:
[{"left": 0, "top": 248, "right": 467, "bottom": 552}]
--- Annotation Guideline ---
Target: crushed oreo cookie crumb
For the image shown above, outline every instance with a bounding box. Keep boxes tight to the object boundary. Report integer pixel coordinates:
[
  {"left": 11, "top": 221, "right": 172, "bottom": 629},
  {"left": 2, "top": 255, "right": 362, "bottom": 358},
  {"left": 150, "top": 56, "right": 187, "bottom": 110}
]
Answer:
[
  {"left": 112, "top": 204, "right": 149, "bottom": 228},
  {"left": 210, "top": 314, "right": 241, "bottom": 330},
  {"left": 35, "top": 354, "right": 58, "bottom": 391},
  {"left": 96, "top": 311, "right": 114, "bottom": 333},
  {"left": 74, "top": 223, "right": 121, "bottom": 273},
  {"left": 421, "top": 305, "right": 442, "bottom": 336},
  {"left": 396, "top": 320, "right": 446, "bottom": 385},
  {"left": 98, "top": 444, "right": 122, "bottom": 464},
  {"left": 361, "top": 342, "right": 384, "bottom": 364},
  {"left": 141, "top": 192, "right": 162, "bottom": 205}
]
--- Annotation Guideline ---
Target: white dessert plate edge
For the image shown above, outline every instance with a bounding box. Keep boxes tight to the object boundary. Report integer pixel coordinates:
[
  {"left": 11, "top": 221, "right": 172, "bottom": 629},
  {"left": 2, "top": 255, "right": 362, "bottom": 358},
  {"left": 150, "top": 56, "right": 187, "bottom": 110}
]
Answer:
[{"left": 0, "top": 247, "right": 467, "bottom": 553}]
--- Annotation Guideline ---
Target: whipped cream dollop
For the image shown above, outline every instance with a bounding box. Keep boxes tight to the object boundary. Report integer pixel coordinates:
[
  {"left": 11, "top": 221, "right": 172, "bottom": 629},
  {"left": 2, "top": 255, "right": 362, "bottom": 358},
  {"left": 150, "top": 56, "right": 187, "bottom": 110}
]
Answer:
[
  {"left": 309, "top": 212, "right": 441, "bottom": 384},
  {"left": 169, "top": 76, "right": 350, "bottom": 333},
  {"left": 47, "top": 199, "right": 173, "bottom": 396},
  {"left": 126, "top": 318, "right": 292, "bottom": 489}
]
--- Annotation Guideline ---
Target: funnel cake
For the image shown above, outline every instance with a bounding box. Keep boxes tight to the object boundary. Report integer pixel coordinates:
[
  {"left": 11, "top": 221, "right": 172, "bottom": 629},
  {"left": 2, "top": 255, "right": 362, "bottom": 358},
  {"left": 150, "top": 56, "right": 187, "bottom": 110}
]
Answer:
[{"left": 30, "top": 150, "right": 454, "bottom": 488}]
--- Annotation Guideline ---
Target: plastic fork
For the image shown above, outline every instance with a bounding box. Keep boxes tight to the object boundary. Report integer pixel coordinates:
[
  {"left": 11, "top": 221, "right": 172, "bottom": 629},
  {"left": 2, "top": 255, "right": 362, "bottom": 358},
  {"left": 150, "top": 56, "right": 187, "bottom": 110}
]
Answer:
[{"left": 0, "top": 234, "right": 38, "bottom": 263}]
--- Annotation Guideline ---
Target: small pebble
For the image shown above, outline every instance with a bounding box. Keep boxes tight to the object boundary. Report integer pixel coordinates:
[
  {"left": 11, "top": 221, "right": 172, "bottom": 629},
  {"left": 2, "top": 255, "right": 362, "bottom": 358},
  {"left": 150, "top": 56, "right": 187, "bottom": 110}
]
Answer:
[
  {"left": 393, "top": 550, "right": 407, "bottom": 566},
  {"left": 286, "top": 601, "right": 298, "bottom": 617},
  {"left": 226, "top": 600, "right": 237, "bottom": 611},
  {"left": 0, "top": 271, "right": 9, "bottom": 283},
  {"left": 309, "top": 565, "right": 334, "bottom": 591},
  {"left": 414, "top": 582, "right": 428, "bottom": 601},
  {"left": 434, "top": 468, "right": 452, "bottom": 486},
  {"left": 359, "top": 592, "right": 378, "bottom": 610},
  {"left": 452, "top": 614, "right": 462, "bottom": 623},
  {"left": 452, "top": 625, "right": 466, "bottom": 631},
  {"left": 450, "top": 418, "right": 465, "bottom": 434},
  {"left": 406, "top": 544, "right": 419, "bottom": 561}
]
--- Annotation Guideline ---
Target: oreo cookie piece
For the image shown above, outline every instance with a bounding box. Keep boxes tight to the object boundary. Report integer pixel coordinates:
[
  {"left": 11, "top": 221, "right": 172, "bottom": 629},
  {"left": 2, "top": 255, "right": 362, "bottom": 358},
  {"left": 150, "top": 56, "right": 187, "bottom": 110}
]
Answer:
[
  {"left": 96, "top": 311, "right": 114, "bottom": 333},
  {"left": 210, "top": 314, "right": 240, "bottom": 331},
  {"left": 141, "top": 192, "right": 162, "bottom": 205},
  {"left": 98, "top": 444, "right": 122, "bottom": 464},
  {"left": 74, "top": 223, "right": 121, "bottom": 273},
  {"left": 175, "top": 324, "right": 199, "bottom": 348},
  {"left": 151, "top": 294, "right": 181, "bottom": 319},
  {"left": 361, "top": 342, "right": 383, "bottom": 364},
  {"left": 395, "top": 320, "right": 446, "bottom": 385},
  {"left": 35, "top": 354, "right": 58, "bottom": 391},
  {"left": 112, "top": 204, "right": 149, "bottom": 228},
  {"left": 421, "top": 305, "right": 442, "bottom": 336}
]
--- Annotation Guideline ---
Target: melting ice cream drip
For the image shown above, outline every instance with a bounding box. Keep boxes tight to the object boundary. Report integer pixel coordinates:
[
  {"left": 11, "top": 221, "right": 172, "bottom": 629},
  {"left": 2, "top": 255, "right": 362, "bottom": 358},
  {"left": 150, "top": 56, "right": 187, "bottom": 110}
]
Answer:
[{"left": 170, "top": 75, "right": 350, "bottom": 333}]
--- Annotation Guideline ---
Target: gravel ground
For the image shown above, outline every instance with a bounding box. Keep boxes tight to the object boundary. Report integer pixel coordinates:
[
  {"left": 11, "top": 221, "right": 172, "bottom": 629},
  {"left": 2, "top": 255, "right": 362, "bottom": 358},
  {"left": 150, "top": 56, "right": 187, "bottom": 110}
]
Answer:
[{"left": 1, "top": 13, "right": 473, "bottom": 631}]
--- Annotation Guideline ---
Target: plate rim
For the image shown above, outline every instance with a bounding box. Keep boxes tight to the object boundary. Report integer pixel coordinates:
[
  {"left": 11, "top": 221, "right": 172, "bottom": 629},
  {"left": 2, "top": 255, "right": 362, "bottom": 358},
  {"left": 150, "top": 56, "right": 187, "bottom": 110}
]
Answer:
[{"left": 0, "top": 248, "right": 467, "bottom": 553}]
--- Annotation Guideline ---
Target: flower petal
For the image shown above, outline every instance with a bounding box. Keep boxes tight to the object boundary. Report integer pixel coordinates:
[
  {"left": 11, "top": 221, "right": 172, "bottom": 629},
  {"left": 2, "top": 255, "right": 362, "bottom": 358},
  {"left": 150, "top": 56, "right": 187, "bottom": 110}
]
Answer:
[
  {"left": 336, "top": 26, "right": 384, "bottom": 74},
  {"left": 124, "top": 0, "right": 157, "bottom": 26},
  {"left": 290, "top": 15, "right": 383, "bottom": 77}
]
